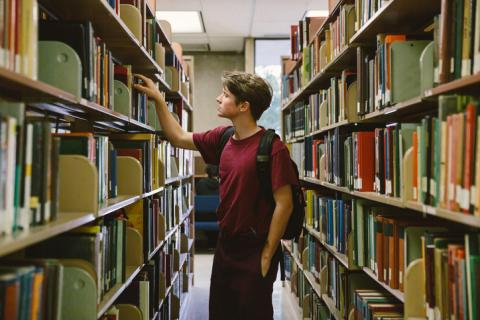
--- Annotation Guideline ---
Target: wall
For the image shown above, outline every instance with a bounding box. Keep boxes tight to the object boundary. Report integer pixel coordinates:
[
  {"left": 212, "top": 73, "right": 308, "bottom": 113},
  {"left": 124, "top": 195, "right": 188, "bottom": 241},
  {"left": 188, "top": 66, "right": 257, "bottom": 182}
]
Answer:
[{"left": 190, "top": 53, "right": 245, "bottom": 133}]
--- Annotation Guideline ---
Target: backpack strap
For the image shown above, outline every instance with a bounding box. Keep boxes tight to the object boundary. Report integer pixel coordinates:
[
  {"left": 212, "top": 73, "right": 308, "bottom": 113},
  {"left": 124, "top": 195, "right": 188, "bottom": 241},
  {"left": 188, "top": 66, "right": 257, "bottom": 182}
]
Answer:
[
  {"left": 256, "top": 129, "right": 276, "bottom": 197},
  {"left": 217, "top": 126, "right": 235, "bottom": 163}
]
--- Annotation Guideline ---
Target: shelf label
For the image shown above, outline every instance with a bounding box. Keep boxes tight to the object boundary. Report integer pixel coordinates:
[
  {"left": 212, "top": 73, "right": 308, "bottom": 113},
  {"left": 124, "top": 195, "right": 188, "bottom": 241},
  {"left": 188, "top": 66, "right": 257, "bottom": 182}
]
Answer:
[
  {"left": 386, "top": 180, "right": 392, "bottom": 195},
  {"left": 430, "top": 179, "right": 436, "bottom": 197},
  {"left": 461, "top": 189, "right": 470, "bottom": 210},
  {"left": 375, "top": 177, "right": 380, "bottom": 191},
  {"left": 422, "top": 177, "right": 428, "bottom": 193},
  {"left": 456, "top": 185, "right": 463, "bottom": 205}
]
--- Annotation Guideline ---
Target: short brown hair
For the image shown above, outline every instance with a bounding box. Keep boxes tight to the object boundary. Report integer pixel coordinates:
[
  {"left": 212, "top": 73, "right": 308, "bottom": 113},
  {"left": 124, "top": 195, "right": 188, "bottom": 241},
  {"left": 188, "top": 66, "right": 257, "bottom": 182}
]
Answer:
[{"left": 221, "top": 71, "right": 272, "bottom": 120}]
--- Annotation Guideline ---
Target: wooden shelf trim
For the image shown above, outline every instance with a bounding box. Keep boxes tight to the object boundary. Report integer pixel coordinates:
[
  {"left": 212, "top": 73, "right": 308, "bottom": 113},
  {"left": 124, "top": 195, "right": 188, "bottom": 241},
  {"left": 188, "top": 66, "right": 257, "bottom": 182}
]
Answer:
[
  {"left": 286, "top": 136, "right": 306, "bottom": 144},
  {"left": 42, "top": 0, "right": 165, "bottom": 78},
  {"left": 143, "top": 187, "right": 165, "bottom": 198},
  {"left": 165, "top": 174, "right": 193, "bottom": 186},
  {"left": 307, "top": 119, "right": 350, "bottom": 137},
  {"left": 98, "top": 195, "right": 142, "bottom": 217},
  {"left": 0, "top": 213, "right": 96, "bottom": 258},
  {"left": 349, "top": 0, "right": 441, "bottom": 45},
  {"left": 304, "top": 225, "right": 351, "bottom": 270},
  {"left": 283, "top": 242, "right": 343, "bottom": 320},
  {"left": 361, "top": 267, "right": 405, "bottom": 302},
  {"left": 300, "top": 177, "right": 480, "bottom": 228}
]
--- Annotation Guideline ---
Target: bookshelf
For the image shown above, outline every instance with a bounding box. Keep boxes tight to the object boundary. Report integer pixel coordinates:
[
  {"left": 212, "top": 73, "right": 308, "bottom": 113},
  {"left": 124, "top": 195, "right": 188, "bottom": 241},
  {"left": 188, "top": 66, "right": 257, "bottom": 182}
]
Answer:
[
  {"left": 0, "top": 0, "right": 196, "bottom": 319},
  {"left": 282, "top": 0, "right": 480, "bottom": 318}
]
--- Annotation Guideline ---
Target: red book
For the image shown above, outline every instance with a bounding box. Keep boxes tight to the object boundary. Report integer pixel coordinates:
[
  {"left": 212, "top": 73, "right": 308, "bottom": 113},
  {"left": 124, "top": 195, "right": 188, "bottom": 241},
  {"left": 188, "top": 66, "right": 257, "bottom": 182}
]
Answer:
[
  {"left": 117, "top": 148, "right": 143, "bottom": 164},
  {"left": 462, "top": 103, "right": 476, "bottom": 213},
  {"left": 357, "top": 131, "right": 375, "bottom": 192},
  {"left": 290, "top": 25, "right": 299, "bottom": 60}
]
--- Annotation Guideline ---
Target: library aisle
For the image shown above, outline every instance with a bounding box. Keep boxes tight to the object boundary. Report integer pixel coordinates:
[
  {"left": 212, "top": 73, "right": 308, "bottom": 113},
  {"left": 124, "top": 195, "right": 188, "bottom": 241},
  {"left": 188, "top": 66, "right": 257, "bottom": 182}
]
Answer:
[
  {"left": 2, "top": 0, "right": 480, "bottom": 319},
  {"left": 183, "top": 253, "right": 301, "bottom": 320}
]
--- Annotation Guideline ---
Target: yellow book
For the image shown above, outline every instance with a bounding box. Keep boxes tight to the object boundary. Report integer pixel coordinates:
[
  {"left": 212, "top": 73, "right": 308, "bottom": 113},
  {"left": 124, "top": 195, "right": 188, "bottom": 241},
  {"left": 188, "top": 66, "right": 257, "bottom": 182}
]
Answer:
[
  {"left": 71, "top": 225, "right": 102, "bottom": 234},
  {"left": 110, "top": 133, "right": 155, "bottom": 141},
  {"left": 125, "top": 201, "right": 144, "bottom": 237}
]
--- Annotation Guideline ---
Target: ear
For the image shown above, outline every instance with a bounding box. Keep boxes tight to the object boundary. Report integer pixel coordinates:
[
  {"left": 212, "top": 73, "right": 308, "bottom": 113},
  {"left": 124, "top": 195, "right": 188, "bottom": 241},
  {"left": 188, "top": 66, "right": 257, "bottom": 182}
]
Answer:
[{"left": 239, "top": 100, "right": 250, "bottom": 113}]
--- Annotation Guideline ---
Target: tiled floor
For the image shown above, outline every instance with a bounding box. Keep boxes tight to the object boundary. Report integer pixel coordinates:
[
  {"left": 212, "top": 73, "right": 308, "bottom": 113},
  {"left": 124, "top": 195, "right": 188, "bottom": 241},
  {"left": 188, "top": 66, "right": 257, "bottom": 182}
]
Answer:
[{"left": 183, "top": 252, "right": 301, "bottom": 320}]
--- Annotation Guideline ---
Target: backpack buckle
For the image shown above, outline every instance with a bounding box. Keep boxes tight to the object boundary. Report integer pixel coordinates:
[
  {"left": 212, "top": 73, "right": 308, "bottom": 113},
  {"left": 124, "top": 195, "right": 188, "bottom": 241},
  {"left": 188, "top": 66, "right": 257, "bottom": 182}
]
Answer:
[{"left": 256, "top": 155, "right": 269, "bottom": 162}]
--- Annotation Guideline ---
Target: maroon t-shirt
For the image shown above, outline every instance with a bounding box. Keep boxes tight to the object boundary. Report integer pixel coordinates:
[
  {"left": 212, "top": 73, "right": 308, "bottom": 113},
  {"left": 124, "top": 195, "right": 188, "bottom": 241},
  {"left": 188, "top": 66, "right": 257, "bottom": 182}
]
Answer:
[{"left": 193, "top": 126, "right": 298, "bottom": 236}]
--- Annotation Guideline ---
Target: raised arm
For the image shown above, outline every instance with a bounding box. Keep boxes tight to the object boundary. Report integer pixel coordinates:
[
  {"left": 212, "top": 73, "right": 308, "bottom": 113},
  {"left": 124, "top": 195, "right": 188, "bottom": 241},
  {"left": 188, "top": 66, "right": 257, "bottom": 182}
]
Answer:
[{"left": 134, "top": 74, "right": 197, "bottom": 150}]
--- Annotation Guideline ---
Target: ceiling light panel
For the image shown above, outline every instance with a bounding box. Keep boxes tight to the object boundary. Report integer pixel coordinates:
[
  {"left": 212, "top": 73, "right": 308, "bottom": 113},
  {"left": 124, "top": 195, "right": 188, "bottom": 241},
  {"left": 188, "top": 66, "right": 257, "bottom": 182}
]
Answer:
[{"left": 156, "top": 11, "right": 205, "bottom": 33}]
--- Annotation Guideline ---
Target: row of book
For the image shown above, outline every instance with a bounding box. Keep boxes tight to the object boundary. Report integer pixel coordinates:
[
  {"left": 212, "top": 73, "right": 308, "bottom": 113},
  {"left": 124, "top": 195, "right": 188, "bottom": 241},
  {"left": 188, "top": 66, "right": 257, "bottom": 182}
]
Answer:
[
  {"left": 354, "top": 0, "right": 388, "bottom": 32},
  {"left": 0, "top": 212, "right": 127, "bottom": 319},
  {"left": 285, "top": 235, "right": 405, "bottom": 319},
  {"left": 0, "top": 259, "right": 64, "bottom": 320},
  {"left": 357, "top": 38, "right": 430, "bottom": 115},
  {"left": 36, "top": 11, "right": 190, "bottom": 126},
  {"left": 283, "top": 70, "right": 358, "bottom": 140},
  {"left": 292, "top": 95, "right": 480, "bottom": 214},
  {"left": 284, "top": 1, "right": 480, "bottom": 120},
  {"left": 303, "top": 192, "right": 480, "bottom": 318},
  {"left": 27, "top": 213, "right": 127, "bottom": 303},
  {"left": 115, "top": 232, "right": 190, "bottom": 320},
  {"left": 284, "top": 5, "right": 356, "bottom": 103},
  {"left": 0, "top": 0, "right": 38, "bottom": 79},
  {"left": 435, "top": 0, "right": 480, "bottom": 83},
  {"left": 304, "top": 194, "right": 352, "bottom": 257},
  {"left": 283, "top": 252, "right": 332, "bottom": 319},
  {"left": 105, "top": 0, "right": 192, "bottom": 103},
  {"left": 0, "top": 105, "right": 192, "bottom": 236},
  {"left": 0, "top": 107, "right": 57, "bottom": 235},
  {"left": 0, "top": 202, "right": 193, "bottom": 320},
  {"left": 39, "top": 20, "right": 114, "bottom": 106}
]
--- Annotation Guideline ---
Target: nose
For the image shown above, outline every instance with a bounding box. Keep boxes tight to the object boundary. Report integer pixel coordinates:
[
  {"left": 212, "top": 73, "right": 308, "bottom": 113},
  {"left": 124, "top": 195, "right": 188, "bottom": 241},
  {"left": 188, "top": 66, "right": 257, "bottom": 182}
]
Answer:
[{"left": 216, "top": 94, "right": 222, "bottom": 104}]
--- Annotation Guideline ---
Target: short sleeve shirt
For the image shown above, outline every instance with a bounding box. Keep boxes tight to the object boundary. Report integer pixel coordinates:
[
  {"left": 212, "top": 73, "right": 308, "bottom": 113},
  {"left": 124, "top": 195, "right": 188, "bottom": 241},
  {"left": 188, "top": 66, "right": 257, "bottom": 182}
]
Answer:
[{"left": 193, "top": 126, "right": 298, "bottom": 235}]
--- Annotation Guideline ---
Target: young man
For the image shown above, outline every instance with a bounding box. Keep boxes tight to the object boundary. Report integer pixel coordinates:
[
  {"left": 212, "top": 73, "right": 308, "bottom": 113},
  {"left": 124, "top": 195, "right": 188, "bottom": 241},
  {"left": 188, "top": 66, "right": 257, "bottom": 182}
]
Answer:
[{"left": 134, "top": 71, "right": 298, "bottom": 319}]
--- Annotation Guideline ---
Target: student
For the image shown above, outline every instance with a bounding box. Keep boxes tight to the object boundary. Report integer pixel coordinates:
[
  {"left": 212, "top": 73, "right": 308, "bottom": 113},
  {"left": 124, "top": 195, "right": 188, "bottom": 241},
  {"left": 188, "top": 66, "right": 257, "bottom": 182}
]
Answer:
[
  {"left": 196, "top": 164, "right": 220, "bottom": 195},
  {"left": 134, "top": 71, "right": 297, "bottom": 320}
]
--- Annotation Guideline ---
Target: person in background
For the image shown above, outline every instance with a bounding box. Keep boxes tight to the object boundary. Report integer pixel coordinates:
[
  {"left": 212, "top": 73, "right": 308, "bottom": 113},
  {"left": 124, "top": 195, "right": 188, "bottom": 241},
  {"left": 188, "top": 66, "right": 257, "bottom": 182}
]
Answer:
[
  {"left": 196, "top": 164, "right": 220, "bottom": 195},
  {"left": 134, "top": 71, "right": 297, "bottom": 320}
]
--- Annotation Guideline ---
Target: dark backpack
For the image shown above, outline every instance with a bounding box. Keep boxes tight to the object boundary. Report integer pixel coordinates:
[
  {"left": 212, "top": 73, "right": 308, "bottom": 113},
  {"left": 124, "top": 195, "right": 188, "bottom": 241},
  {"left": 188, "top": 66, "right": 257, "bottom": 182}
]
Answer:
[{"left": 217, "top": 126, "right": 305, "bottom": 240}]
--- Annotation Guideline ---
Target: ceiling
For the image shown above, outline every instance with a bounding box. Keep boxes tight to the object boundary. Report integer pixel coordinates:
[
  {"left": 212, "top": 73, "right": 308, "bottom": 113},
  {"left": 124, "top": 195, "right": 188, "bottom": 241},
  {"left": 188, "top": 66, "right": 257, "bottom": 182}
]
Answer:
[{"left": 156, "top": 0, "right": 328, "bottom": 52}]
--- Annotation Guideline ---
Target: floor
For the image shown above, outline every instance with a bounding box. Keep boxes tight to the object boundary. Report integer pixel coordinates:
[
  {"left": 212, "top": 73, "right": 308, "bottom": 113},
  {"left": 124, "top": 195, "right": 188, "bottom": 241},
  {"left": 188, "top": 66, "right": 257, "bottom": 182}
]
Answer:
[{"left": 182, "top": 251, "right": 301, "bottom": 320}]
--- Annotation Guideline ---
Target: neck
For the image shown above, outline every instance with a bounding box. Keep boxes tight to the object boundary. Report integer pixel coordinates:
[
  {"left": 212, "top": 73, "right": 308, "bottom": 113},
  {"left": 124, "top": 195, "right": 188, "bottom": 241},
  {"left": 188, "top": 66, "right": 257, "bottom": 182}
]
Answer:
[{"left": 231, "top": 117, "right": 260, "bottom": 140}]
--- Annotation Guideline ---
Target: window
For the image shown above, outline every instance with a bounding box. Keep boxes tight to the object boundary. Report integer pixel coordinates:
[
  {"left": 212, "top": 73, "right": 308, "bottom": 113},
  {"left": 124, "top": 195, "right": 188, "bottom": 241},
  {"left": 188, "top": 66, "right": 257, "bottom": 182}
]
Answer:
[{"left": 254, "top": 39, "right": 290, "bottom": 135}]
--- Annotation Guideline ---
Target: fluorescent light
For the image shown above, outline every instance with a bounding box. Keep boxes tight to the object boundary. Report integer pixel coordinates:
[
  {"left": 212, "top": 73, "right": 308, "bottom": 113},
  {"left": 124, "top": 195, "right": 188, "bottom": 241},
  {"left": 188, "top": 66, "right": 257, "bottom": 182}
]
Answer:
[
  {"left": 155, "top": 11, "right": 205, "bottom": 33},
  {"left": 304, "top": 10, "right": 329, "bottom": 18}
]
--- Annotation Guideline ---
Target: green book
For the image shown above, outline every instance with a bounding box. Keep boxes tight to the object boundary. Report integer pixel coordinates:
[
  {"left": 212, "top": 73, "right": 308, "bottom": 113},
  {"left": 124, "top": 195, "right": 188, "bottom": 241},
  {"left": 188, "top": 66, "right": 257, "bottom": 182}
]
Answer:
[
  {"left": 399, "top": 123, "right": 418, "bottom": 199},
  {"left": 465, "top": 233, "right": 480, "bottom": 320}
]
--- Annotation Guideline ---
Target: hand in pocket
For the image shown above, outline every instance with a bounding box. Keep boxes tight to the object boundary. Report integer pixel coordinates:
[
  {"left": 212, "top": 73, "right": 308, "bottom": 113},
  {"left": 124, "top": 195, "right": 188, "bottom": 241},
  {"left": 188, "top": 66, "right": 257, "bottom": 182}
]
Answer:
[{"left": 260, "top": 251, "right": 271, "bottom": 278}]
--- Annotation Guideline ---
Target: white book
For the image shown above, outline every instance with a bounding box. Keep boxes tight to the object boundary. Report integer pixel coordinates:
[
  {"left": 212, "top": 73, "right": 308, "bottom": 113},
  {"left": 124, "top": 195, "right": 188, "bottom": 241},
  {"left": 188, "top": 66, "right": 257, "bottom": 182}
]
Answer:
[{"left": 20, "top": 123, "right": 33, "bottom": 230}]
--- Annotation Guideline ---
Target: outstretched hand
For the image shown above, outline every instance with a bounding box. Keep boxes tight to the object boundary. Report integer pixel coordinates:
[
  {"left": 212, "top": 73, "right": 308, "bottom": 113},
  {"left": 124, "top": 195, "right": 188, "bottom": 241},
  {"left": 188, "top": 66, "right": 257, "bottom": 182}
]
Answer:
[{"left": 133, "top": 74, "right": 164, "bottom": 103}]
